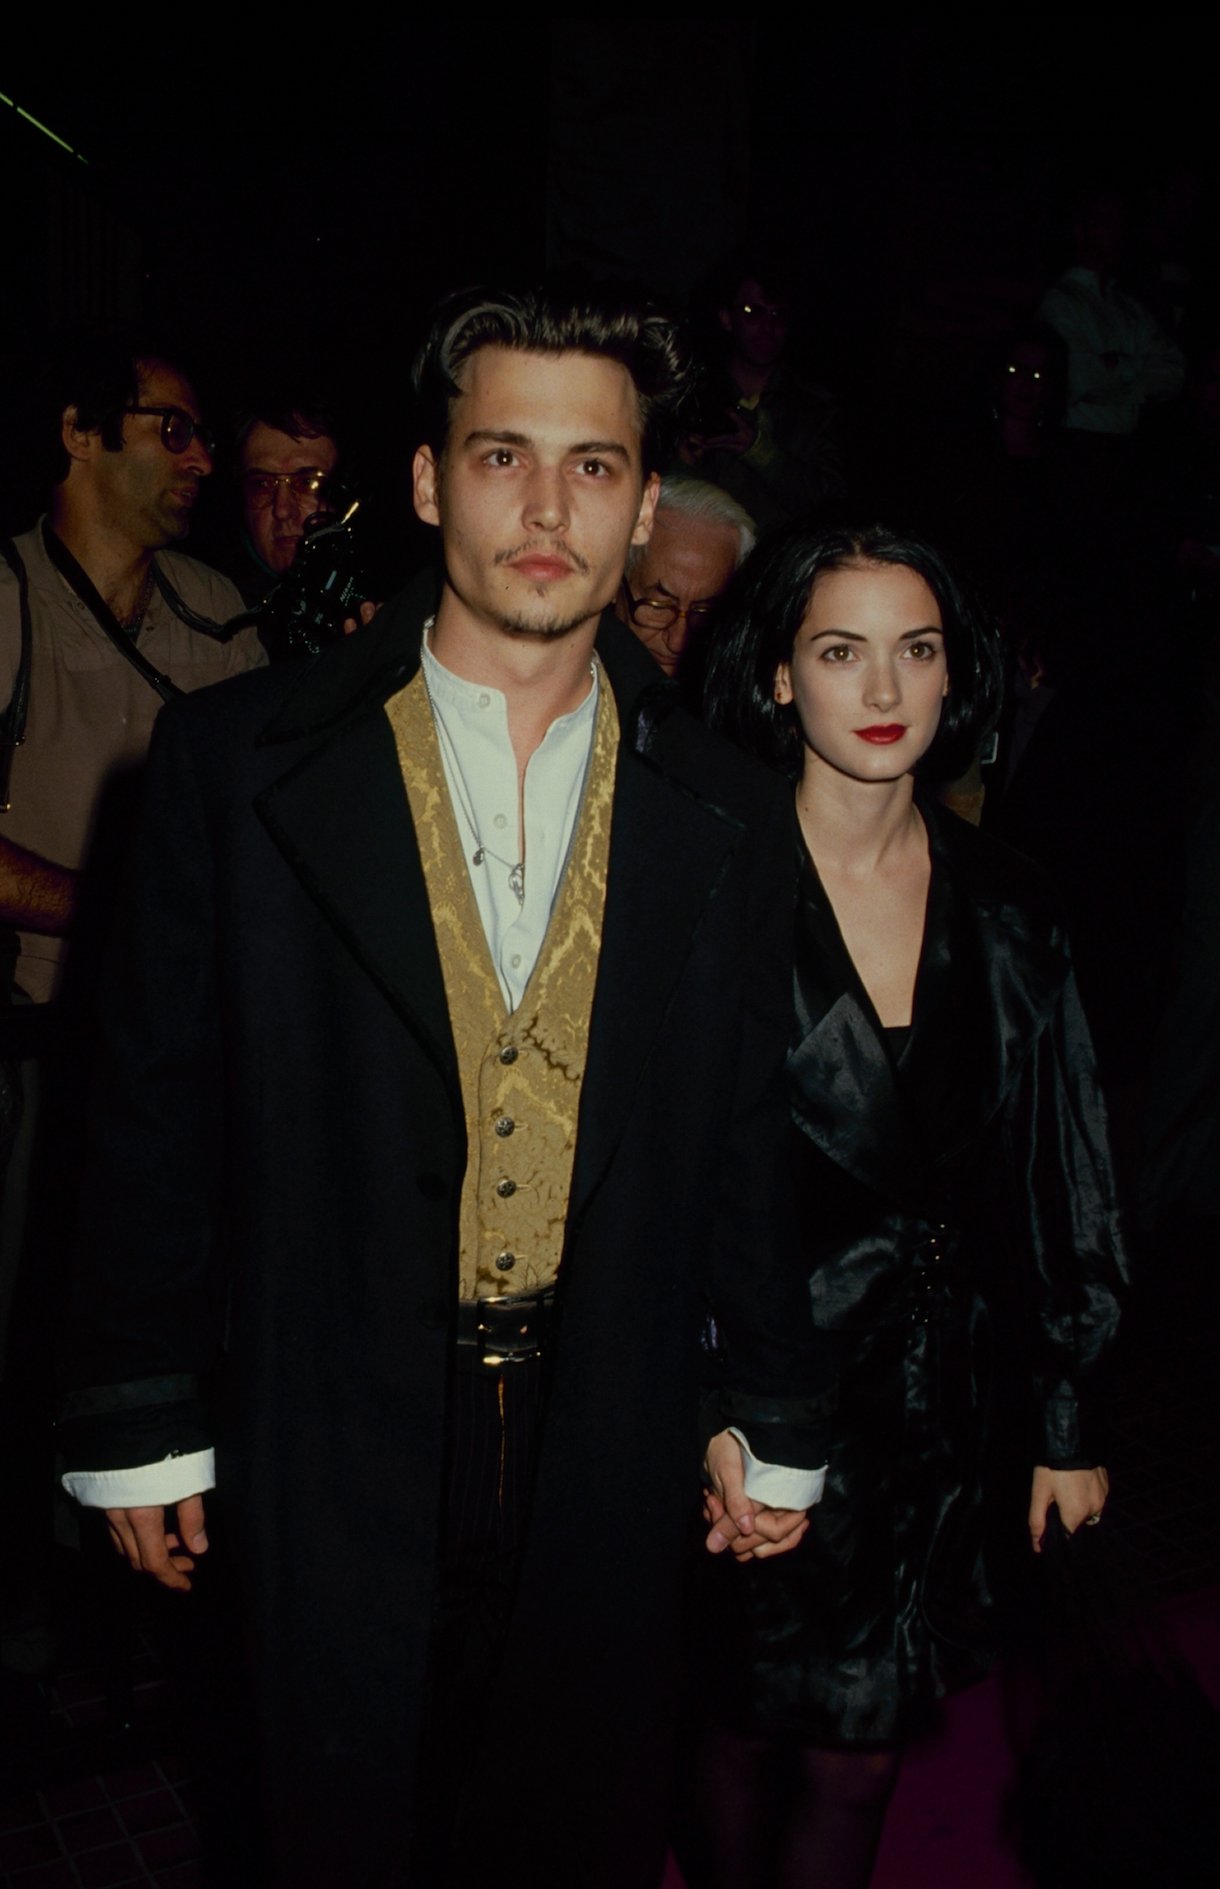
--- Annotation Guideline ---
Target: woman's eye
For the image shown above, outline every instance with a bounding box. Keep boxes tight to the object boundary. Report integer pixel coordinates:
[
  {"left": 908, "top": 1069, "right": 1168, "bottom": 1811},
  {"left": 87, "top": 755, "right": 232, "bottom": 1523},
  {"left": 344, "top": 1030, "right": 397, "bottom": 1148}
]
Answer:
[
  {"left": 820, "top": 644, "right": 856, "bottom": 662},
  {"left": 904, "top": 640, "right": 940, "bottom": 661}
]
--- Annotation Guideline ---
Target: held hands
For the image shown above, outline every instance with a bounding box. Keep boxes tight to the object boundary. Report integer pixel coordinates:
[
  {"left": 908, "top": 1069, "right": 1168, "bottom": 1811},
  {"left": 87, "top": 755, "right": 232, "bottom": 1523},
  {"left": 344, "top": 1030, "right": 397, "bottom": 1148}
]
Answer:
[
  {"left": 703, "top": 1430, "right": 809, "bottom": 1562},
  {"left": 104, "top": 1495, "right": 209, "bottom": 1592},
  {"left": 1028, "top": 1464, "right": 1109, "bottom": 1553}
]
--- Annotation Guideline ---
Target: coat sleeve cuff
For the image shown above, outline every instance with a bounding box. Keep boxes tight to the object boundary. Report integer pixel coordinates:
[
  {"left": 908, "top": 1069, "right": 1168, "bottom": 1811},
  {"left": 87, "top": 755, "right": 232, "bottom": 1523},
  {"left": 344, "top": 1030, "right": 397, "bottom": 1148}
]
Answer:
[
  {"left": 62, "top": 1449, "right": 216, "bottom": 1510},
  {"left": 729, "top": 1428, "right": 826, "bottom": 1508}
]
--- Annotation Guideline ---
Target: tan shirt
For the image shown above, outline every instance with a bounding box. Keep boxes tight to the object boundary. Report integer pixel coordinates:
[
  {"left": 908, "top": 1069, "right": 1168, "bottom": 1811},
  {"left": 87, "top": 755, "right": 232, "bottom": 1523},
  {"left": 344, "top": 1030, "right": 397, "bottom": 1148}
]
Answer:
[{"left": 0, "top": 520, "right": 266, "bottom": 1002}]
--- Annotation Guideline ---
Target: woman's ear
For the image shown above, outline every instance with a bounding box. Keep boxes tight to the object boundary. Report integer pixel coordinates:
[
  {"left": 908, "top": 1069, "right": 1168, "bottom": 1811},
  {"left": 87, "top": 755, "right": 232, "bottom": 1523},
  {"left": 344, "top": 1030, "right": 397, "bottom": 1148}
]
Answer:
[{"left": 774, "top": 663, "right": 794, "bottom": 706}]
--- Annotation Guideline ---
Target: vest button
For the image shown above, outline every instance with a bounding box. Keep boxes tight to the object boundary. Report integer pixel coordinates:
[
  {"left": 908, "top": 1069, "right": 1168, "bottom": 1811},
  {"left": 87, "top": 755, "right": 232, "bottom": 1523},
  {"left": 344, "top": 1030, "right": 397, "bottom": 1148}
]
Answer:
[
  {"left": 496, "top": 1178, "right": 516, "bottom": 1198},
  {"left": 494, "top": 1116, "right": 515, "bottom": 1137},
  {"left": 495, "top": 1251, "right": 516, "bottom": 1272},
  {"left": 499, "top": 1045, "right": 518, "bottom": 1064}
]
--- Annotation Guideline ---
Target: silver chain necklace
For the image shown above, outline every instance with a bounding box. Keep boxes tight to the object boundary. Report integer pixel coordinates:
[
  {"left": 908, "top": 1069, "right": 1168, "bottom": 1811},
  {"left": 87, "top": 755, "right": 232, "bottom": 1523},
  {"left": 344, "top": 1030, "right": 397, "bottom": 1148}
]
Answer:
[{"left": 422, "top": 662, "right": 526, "bottom": 907}]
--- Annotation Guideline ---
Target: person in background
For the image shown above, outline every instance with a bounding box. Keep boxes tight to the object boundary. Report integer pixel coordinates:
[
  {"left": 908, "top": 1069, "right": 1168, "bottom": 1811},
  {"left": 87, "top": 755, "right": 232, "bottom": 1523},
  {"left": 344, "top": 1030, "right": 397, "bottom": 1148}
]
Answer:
[{"left": 616, "top": 474, "right": 754, "bottom": 682}]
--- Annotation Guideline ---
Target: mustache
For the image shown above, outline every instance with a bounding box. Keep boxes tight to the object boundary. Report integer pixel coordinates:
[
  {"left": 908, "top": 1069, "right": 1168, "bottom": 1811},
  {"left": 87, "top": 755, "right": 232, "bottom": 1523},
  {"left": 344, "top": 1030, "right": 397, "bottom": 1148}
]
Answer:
[{"left": 494, "top": 539, "right": 590, "bottom": 575}]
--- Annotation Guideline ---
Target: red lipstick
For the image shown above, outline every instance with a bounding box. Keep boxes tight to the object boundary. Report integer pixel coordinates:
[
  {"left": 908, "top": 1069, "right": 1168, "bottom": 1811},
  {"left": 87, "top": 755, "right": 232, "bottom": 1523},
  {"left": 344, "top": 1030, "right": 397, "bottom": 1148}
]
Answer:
[{"left": 854, "top": 725, "right": 906, "bottom": 744}]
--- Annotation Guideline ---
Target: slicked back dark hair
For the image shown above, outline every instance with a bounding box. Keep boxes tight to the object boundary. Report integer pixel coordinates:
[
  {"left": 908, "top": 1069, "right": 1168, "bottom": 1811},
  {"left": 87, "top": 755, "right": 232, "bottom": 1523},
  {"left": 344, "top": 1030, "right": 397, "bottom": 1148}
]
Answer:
[
  {"left": 703, "top": 521, "right": 1003, "bottom": 786},
  {"left": 412, "top": 284, "right": 695, "bottom": 475}
]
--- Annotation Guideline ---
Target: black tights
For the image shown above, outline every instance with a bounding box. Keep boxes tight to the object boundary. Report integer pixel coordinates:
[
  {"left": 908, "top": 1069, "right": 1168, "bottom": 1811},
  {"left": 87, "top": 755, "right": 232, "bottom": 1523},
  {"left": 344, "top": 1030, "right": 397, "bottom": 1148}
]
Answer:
[{"left": 683, "top": 1722, "right": 901, "bottom": 1889}]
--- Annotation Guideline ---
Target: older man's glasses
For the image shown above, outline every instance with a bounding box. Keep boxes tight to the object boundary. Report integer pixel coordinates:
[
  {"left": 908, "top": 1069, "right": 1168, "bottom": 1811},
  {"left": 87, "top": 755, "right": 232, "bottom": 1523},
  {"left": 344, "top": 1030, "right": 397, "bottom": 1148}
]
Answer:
[
  {"left": 124, "top": 406, "right": 216, "bottom": 455},
  {"left": 621, "top": 580, "right": 718, "bottom": 644},
  {"left": 242, "top": 469, "right": 335, "bottom": 508}
]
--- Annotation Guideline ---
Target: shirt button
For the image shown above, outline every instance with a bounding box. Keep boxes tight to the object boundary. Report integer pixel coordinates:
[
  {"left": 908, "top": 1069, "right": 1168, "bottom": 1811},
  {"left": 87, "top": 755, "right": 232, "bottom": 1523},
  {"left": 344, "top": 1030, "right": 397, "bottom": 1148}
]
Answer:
[
  {"left": 494, "top": 1116, "right": 515, "bottom": 1138},
  {"left": 496, "top": 1178, "right": 516, "bottom": 1198},
  {"left": 499, "top": 1045, "right": 518, "bottom": 1065},
  {"left": 493, "top": 813, "right": 507, "bottom": 830},
  {"left": 477, "top": 692, "right": 491, "bottom": 708},
  {"left": 510, "top": 954, "right": 522, "bottom": 970},
  {"left": 495, "top": 1251, "right": 516, "bottom": 1272}
]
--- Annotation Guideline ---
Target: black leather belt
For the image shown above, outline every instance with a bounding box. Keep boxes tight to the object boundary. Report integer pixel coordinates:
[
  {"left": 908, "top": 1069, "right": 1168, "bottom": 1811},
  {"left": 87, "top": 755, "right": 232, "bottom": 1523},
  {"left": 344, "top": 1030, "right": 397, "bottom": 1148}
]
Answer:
[{"left": 454, "top": 1288, "right": 555, "bottom": 1369}]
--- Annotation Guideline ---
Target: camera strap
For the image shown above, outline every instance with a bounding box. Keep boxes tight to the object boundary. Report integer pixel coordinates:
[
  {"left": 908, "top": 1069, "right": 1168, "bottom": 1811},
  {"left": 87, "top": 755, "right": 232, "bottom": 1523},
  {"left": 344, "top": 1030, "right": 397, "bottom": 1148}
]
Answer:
[
  {"left": 41, "top": 521, "right": 182, "bottom": 705},
  {"left": 0, "top": 536, "right": 33, "bottom": 812}
]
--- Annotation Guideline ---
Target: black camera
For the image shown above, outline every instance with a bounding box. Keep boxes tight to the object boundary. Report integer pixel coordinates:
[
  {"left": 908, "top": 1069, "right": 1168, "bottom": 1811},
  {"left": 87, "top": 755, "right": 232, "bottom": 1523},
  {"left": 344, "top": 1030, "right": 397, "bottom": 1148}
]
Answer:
[{"left": 258, "top": 496, "right": 366, "bottom": 662}]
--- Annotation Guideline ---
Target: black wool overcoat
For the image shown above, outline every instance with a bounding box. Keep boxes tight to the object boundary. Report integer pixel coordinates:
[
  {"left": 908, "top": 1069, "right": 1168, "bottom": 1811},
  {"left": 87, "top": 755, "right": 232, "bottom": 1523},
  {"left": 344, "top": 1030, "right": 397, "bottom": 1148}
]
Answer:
[{"left": 63, "top": 603, "right": 825, "bottom": 1887}]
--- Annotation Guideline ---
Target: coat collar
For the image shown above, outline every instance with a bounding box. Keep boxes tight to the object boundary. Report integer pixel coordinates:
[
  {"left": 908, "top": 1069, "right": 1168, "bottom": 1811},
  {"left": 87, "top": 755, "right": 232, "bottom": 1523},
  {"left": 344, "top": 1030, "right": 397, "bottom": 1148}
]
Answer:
[
  {"left": 252, "top": 594, "right": 753, "bottom": 1212},
  {"left": 789, "top": 798, "right": 1071, "bottom": 1208}
]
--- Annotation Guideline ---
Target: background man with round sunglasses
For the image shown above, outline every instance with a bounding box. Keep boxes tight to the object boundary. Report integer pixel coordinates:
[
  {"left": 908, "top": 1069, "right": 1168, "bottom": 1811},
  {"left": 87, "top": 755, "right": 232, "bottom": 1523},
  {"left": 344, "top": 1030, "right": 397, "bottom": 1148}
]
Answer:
[{"left": 0, "top": 334, "right": 265, "bottom": 1673}]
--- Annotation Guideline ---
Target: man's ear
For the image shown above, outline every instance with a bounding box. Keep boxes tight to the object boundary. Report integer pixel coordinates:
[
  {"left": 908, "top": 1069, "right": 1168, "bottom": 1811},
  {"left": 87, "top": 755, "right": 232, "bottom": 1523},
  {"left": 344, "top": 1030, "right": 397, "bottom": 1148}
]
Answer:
[
  {"left": 630, "top": 470, "right": 660, "bottom": 548},
  {"left": 413, "top": 445, "right": 441, "bottom": 526},
  {"left": 61, "top": 405, "right": 99, "bottom": 466}
]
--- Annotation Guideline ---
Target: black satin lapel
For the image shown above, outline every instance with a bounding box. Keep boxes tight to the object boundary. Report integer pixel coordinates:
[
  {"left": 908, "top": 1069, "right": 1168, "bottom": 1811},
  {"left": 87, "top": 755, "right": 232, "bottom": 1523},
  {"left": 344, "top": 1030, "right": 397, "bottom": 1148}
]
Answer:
[
  {"left": 570, "top": 750, "right": 744, "bottom": 1214},
  {"left": 906, "top": 808, "right": 1071, "bottom": 1165},
  {"left": 254, "top": 707, "right": 459, "bottom": 1095},
  {"left": 789, "top": 860, "right": 929, "bottom": 1206}
]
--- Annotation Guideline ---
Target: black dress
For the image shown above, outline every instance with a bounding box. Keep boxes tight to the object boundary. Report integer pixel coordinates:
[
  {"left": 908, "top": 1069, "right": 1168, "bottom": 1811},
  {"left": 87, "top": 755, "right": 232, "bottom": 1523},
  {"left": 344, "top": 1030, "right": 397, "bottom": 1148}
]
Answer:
[{"left": 715, "top": 802, "right": 1128, "bottom": 1746}]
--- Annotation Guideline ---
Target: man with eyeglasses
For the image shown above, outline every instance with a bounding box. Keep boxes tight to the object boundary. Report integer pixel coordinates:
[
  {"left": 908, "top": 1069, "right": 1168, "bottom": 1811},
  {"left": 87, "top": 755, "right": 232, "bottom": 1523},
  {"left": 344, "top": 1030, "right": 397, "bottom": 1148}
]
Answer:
[
  {"left": 0, "top": 335, "right": 265, "bottom": 1671},
  {"left": 615, "top": 474, "right": 755, "bottom": 682},
  {"left": 232, "top": 403, "right": 342, "bottom": 595}
]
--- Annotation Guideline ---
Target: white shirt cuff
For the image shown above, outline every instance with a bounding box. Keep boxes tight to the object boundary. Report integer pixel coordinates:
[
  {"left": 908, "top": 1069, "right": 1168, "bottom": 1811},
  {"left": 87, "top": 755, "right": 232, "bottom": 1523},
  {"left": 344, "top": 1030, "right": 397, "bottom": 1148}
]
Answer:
[
  {"left": 730, "top": 1428, "right": 826, "bottom": 1509},
  {"left": 62, "top": 1449, "right": 216, "bottom": 1510}
]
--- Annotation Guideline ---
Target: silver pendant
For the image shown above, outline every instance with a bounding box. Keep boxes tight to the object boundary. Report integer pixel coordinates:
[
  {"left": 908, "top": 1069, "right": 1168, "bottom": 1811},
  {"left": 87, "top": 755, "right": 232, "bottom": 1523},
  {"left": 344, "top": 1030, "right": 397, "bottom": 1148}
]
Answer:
[
  {"left": 472, "top": 847, "right": 485, "bottom": 865},
  {"left": 509, "top": 862, "right": 525, "bottom": 906}
]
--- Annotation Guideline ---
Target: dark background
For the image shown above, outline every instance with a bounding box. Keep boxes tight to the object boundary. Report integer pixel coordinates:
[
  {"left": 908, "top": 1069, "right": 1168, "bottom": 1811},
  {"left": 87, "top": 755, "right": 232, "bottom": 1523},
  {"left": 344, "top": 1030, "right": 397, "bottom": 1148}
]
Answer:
[{"left": 3, "top": 16, "right": 1216, "bottom": 535}]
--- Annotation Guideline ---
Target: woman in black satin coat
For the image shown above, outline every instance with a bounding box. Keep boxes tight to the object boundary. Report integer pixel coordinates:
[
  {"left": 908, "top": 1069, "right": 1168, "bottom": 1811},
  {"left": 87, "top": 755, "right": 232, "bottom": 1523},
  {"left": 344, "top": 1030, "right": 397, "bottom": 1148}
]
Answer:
[{"left": 691, "top": 523, "right": 1127, "bottom": 1889}]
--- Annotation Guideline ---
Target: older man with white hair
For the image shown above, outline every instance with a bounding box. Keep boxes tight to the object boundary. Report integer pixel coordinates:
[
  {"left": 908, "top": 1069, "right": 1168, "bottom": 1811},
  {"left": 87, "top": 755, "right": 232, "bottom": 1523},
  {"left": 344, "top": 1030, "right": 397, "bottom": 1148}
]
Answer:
[{"left": 616, "top": 474, "right": 754, "bottom": 677}]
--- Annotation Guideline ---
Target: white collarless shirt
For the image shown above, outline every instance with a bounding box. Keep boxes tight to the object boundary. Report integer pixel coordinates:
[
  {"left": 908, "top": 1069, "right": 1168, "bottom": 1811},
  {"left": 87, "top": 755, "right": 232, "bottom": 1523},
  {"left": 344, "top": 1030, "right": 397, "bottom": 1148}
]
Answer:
[{"left": 419, "top": 626, "right": 599, "bottom": 1012}]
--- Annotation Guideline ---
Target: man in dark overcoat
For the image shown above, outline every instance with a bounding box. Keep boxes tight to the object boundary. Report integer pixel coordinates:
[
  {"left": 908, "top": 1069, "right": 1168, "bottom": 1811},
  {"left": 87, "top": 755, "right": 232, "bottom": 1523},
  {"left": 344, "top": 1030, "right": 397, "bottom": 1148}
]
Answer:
[{"left": 61, "top": 288, "right": 827, "bottom": 1887}]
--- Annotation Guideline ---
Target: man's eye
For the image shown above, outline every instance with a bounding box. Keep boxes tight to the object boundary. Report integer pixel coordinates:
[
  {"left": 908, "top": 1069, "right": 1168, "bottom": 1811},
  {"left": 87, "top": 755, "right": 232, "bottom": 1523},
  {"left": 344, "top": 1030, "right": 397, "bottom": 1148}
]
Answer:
[
  {"left": 485, "top": 449, "right": 519, "bottom": 467},
  {"left": 577, "top": 458, "right": 609, "bottom": 477}
]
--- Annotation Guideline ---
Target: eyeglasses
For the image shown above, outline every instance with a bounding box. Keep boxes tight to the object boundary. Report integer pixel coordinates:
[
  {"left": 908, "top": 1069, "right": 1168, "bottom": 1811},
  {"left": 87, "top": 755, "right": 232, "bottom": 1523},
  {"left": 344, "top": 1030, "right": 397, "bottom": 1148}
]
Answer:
[
  {"left": 621, "top": 580, "right": 719, "bottom": 643},
  {"left": 737, "top": 301, "right": 786, "bottom": 324},
  {"left": 242, "top": 469, "right": 335, "bottom": 507},
  {"left": 124, "top": 406, "right": 216, "bottom": 455}
]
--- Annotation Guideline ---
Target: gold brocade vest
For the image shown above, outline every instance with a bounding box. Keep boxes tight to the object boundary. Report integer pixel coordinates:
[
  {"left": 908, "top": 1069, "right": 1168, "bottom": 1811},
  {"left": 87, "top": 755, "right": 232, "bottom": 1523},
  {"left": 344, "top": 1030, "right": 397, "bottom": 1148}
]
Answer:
[{"left": 385, "top": 666, "right": 618, "bottom": 1300}]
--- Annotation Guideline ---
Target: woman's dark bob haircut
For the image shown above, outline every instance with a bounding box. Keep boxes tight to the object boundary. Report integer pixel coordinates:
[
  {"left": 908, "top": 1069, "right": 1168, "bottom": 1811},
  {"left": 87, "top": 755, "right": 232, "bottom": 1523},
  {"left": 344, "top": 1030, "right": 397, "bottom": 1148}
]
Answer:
[{"left": 703, "top": 520, "right": 1003, "bottom": 785}]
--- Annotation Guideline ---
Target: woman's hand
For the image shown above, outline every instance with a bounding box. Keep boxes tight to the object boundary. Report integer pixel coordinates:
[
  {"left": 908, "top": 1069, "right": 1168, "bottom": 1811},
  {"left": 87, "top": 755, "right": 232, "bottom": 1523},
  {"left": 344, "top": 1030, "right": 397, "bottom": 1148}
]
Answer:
[
  {"left": 1028, "top": 1464, "right": 1109, "bottom": 1552},
  {"left": 703, "top": 1431, "right": 810, "bottom": 1561}
]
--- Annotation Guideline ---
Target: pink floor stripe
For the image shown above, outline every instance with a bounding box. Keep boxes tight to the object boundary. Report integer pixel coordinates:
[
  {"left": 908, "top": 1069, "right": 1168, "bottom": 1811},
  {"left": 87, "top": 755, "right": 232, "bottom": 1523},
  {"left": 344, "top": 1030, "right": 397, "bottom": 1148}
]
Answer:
[{"left": 663, "top": 1586, "right": 1220, "bottom": 1889}]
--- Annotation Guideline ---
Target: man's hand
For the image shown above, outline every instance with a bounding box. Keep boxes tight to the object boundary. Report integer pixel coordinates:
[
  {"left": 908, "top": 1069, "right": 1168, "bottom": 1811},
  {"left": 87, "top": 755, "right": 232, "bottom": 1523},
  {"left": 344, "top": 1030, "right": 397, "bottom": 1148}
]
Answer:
[
  {"left": 703, "top": 1430, "right": 809, "bottom": 1562},
  {"left": 1028, "top": 1464, "right": 1109, "bottom": 1553},
  {"left": 105, "top": 1494, "right": 209, "bottom": 1592},
  {"left": 342, "top": 599, "right": 381, "bottom": 636}
]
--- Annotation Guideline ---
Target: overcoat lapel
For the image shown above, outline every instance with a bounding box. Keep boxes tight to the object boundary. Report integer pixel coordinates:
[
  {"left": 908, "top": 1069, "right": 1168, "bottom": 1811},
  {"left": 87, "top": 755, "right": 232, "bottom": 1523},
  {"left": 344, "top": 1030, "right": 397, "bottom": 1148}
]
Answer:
[
  {"left": 251, "top": 607, "right": 461, "bottom": 1104},
  {"left": 570, "top": 732, "right": 750, "bottom": 1217},
  {"left": 788, "top": 853, "right": 932, "bottom": 1208},
  {"left": 789, "top": 801, "right": 1074, "bottom": 1210}
]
